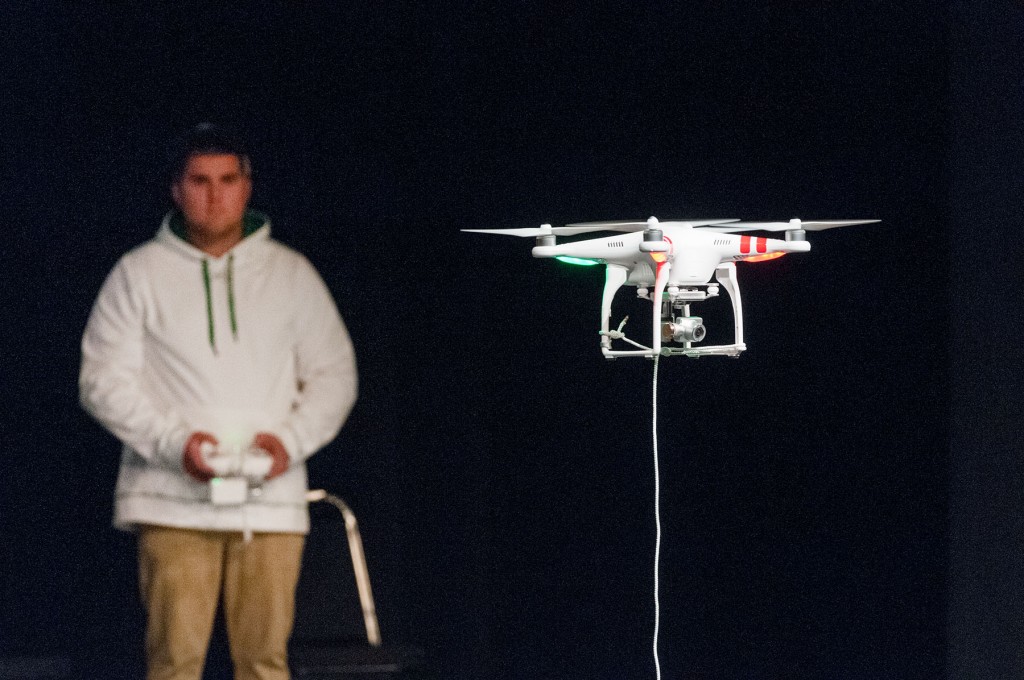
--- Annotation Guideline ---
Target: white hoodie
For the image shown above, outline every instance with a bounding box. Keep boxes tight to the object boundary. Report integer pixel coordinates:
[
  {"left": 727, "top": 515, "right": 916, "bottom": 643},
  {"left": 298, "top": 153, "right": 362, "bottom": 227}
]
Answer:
[{"left": 80, "top": 211, "right": 358, "bottom": 533}]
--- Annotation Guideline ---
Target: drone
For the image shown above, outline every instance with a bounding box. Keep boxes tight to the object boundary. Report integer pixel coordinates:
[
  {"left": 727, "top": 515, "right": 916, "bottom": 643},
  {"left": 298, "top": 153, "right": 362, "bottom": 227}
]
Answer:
[{"left": 464, "top": 217, "right": 879, "bottom": 359}]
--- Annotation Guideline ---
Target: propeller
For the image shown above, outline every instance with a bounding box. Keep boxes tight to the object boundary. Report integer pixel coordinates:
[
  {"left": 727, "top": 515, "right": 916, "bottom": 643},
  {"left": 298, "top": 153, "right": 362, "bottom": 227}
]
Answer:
[
  {"left": 461, "top": 224, "right": 635, "bottom": 237},
  {"left": 464, "top": 217, "right": 743, "bottom": 237},
  {"left": 565, "top": 218, "right": 740, "bottom": 229},
  {"left": 463, "top": 218, "right": 879, "bottom": 236},
  {"left": 698, "top": 218, "right": 880, "bottom": 233}
]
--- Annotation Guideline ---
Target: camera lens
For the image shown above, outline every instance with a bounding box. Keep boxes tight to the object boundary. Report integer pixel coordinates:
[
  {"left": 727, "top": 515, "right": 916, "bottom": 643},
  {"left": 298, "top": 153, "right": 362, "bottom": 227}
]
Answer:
[{"left": 671, "top": 317, "right": 705, "bottom": 343}]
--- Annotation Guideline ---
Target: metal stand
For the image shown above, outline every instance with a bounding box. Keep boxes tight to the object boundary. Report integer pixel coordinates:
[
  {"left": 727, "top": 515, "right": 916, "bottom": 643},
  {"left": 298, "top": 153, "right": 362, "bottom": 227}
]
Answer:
[{"left": 306, "top": 490, "right": 382, "bottom": 647}]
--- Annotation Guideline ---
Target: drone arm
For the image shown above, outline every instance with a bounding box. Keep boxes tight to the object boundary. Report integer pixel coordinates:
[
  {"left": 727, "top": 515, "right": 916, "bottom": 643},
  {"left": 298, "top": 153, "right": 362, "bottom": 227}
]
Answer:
[
  {"left": 600, "top": 265, "right": 629, "bottom": 351},
  {"left": 651, "top": 260, "right": 671, "bottom": 356}
]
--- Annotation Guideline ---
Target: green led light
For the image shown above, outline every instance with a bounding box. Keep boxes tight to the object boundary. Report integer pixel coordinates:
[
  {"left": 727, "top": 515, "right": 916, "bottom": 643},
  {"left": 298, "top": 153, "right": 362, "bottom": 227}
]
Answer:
[{"left": 555, "top": 256, "right": 601, "bottom": 266}]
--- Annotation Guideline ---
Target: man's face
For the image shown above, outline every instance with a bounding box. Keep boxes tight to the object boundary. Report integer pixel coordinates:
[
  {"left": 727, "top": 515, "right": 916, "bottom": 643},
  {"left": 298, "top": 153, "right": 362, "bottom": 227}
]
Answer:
[{"left": 171, "top": 153, "right": 252, "bottom": 242}]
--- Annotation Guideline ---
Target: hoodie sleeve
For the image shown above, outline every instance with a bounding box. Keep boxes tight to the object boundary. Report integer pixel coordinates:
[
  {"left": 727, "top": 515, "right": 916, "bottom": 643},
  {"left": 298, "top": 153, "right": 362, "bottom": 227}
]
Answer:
[
  {"left": 270, "top": 258, "right": 358, "bottom": 464},
  {"left": 79, "top": 256, "right": 191, "bottom": 468}
]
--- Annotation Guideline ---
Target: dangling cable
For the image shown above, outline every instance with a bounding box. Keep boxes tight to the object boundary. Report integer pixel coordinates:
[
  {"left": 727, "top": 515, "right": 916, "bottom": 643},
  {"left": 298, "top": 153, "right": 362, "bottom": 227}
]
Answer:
[
  {"left": 652, "top": 352, "right": 662, "bottom": 680},
  {"left": 599, "top": 316, "right": 654, "bottom": 352}
]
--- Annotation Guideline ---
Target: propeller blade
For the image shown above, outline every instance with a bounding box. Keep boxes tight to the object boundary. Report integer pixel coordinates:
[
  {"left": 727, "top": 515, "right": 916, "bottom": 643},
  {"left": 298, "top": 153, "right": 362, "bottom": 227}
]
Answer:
[
  {"left": 700, "top": 219, "right": 880, "bottom": 233},
  {"left": 798, "top": 219, "right": 880, "bottom": 230},
  {"left": 565, "top": 219, "right": 740, "bottom": 230},
  {"left": 461, "top": 225, "right": 635, "bottom": 237},
  {"left": 562, "top": 219, "right": 647, "bottom": 227}
]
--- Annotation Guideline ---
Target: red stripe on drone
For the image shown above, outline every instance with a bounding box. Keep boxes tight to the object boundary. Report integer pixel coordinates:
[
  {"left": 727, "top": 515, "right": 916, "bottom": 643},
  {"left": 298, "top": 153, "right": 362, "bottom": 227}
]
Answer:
[
  {"left": 757, "top": 237, "right": 767, "bottom": 253},
  {"left": 740, "top": 235, "right": 751, "bottom": 254}
]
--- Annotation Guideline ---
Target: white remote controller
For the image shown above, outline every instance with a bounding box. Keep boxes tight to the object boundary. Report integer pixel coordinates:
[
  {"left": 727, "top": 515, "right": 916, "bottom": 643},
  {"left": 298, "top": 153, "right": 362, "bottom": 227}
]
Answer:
[
  {"left": 201, "top": 442, "right": 272, "bottom": 505},
  {"left": 240, "top": 452, "right": 272, "bottom": 483},
  {"left": 201, "top": 442, "right": 271, "bottom": 484},
  {"left": 200, "top": 442, "right": 232, "bottom": 477}
]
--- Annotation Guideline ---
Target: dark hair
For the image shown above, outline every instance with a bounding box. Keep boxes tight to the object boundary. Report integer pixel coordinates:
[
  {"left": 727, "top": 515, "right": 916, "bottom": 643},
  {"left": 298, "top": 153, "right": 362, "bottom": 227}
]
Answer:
[{"left": 168, "top": 123, "right": 252, "bottom": 182}]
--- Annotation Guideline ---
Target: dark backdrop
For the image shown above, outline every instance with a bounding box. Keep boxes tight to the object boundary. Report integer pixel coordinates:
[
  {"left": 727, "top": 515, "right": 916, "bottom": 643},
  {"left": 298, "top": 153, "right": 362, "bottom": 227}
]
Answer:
[
  {"left": 0, "top": 3, "right": 967, "bottom": 679},
  {"left": 948, "top": 2, "right": 1024, "bottom": 679}
]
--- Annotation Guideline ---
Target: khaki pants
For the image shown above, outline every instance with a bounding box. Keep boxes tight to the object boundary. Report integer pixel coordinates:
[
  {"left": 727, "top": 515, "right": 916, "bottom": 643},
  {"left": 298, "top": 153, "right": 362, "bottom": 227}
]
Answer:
[{"left": 138, "top": 525, "right": 305, "bottom": 680}]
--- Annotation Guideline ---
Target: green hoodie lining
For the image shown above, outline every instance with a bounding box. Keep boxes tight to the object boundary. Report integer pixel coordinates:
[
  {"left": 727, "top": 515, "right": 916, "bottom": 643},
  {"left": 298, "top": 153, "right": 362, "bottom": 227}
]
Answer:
[{"left": 168, "top": 208, "right": 266, "bottom": 243}]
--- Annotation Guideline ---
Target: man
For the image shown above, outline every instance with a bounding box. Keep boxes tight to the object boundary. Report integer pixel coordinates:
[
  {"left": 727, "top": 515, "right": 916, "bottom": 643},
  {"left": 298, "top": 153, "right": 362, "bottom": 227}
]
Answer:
[{"left": 80, "top": 124, "right": 358, "bottom": 680}]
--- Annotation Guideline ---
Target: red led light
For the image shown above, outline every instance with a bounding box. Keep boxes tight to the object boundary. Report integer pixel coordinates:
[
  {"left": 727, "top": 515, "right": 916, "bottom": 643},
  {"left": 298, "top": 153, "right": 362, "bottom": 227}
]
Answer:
[{"left": 741, "top": 252, "right": 786, "bottom": 263}]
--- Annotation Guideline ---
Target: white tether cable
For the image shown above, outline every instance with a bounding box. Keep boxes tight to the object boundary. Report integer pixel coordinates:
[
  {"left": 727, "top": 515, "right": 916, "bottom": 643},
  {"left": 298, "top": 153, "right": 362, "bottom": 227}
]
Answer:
[
  {"left": 652, "top": 353, "right": 662, "bottom": 680},
  {"left": 600, "top": 316, "right": 654, "bottom": 352}
]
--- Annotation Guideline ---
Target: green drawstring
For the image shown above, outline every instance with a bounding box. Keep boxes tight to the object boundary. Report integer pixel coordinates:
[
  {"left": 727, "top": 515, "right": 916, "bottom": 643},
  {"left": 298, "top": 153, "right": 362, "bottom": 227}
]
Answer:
[
  {"left": 202, "top": 259, "right": 217, "bottom": 354},
  {"left": 202, "top": 257, "right": 240, "bottom": 355},
  {"left": 227, "top": 254, "right": 238, "bottom": 339}
]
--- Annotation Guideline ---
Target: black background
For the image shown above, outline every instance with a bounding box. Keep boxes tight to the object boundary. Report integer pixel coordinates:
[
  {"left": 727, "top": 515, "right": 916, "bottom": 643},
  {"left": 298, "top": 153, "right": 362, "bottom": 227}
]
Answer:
[{"left": 1, "top": 2, "right": 1009, "bottom": 678}]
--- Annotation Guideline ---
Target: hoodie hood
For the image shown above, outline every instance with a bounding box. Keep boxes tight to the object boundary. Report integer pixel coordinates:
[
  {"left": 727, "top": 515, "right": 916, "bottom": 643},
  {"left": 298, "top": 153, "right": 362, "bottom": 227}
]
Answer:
[
  {"left": 156, "top": 209, "right": 273, "bottom": 354},
  {"left": 156, "top": 208, "right": 272, "bottom": 263}
]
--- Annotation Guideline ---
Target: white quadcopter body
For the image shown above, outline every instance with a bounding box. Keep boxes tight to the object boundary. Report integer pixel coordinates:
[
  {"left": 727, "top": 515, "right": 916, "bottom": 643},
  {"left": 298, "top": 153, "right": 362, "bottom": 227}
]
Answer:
[{"left": 464, "top": 216, "right": 877, "bottom": 359}]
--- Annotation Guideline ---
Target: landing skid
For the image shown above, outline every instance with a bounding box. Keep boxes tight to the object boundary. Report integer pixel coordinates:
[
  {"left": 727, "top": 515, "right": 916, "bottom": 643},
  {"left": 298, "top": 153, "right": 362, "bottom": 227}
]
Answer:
[{"left": 600, "top": 262, "right": 746, "bottom": 359}]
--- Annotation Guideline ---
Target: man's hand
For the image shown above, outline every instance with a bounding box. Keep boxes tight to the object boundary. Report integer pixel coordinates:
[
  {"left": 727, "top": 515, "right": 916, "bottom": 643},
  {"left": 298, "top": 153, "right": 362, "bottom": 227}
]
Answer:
[
  {"left": 183, "top": 431, "right": 219, "bottom": 482},
  {"left": 253, "top": 432, "right": 290, "bottom": 480}
]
